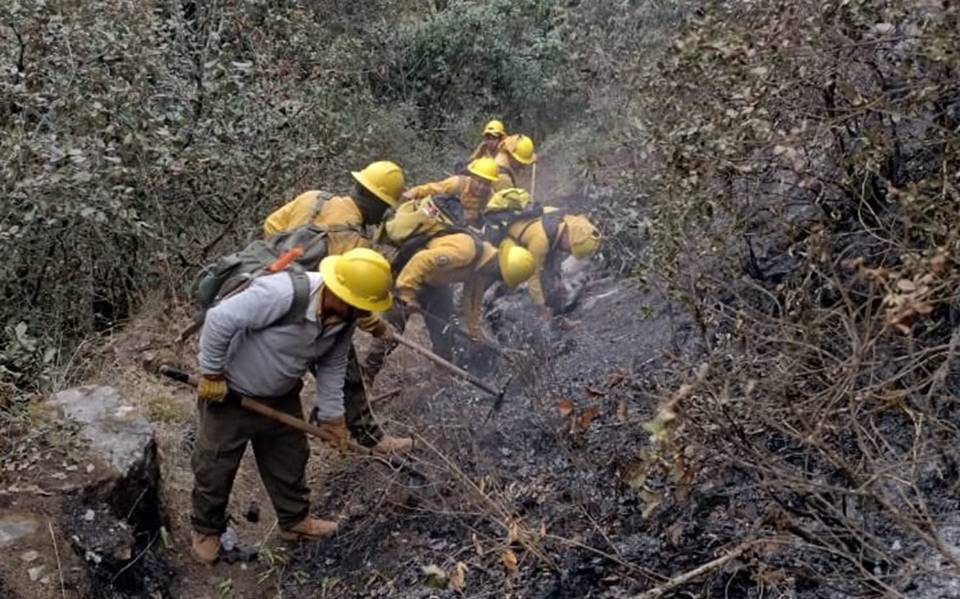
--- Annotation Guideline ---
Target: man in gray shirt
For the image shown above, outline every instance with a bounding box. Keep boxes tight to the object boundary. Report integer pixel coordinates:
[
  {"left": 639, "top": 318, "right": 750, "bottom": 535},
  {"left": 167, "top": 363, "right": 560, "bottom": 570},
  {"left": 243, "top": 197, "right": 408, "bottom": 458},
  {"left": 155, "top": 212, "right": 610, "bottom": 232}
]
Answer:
[{"left": 190, "top": 248, "right": 394, "bottom": 565}]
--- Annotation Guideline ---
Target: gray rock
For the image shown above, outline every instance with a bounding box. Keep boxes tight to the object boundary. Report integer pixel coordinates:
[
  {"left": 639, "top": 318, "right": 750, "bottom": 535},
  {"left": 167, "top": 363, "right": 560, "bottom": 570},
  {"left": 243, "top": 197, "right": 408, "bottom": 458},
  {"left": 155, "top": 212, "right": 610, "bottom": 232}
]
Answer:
[
  {"left": 27, "top": 565, "right": 45, "bottom": 582},
  {"left": 47, "top": 386, "right": 154, "bottom": 476},
  {"left": 20, "top": 550, "right": 40, "bottom": 563},
  {"left": 0, "top": 513, "right": 40, "bottom": 547},
  {"left": 45, "top": 386, "right": 169, "bottom": 593}
]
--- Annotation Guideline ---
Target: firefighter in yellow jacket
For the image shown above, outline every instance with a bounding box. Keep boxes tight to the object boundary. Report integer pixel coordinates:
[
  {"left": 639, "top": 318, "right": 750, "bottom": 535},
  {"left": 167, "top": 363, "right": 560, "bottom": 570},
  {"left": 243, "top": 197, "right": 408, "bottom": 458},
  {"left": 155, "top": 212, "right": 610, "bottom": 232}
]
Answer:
[
  {"left": 399, "top": 157, "right": 499, "bottom": 225},
  {"left": 261, "top": 161, "right": 412, "bottom": 454},
  {"left": 469, "top": 119, "right": 508, "bottom": 160},
  {"left": 363, "top": 195, "right": 535, "bottom": 378},
  {"left": 493, "top": 134, "right": 537, "bottom": 192},
  {"left": 485, "top": 190, "right": 600, "bottom": 321}
]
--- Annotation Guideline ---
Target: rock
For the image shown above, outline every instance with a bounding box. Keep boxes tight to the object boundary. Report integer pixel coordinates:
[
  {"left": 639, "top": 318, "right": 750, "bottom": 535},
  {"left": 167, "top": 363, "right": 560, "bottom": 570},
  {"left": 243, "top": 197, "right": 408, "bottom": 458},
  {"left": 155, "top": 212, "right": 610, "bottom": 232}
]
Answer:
[
  {"left": 0, "top": 513, "right": 40, "bottom": 547},
  {"left": 19, "top": 550, "right": 40, "bottom": 563},
  {"left": 27, "top": 565, "right": 44, "bottom": 582},
  {"left": 47, "top": 386, "right": 153, "bottom": 476},
  {"left": 45, "top": 386, "right": 171, "bottom": 595}
]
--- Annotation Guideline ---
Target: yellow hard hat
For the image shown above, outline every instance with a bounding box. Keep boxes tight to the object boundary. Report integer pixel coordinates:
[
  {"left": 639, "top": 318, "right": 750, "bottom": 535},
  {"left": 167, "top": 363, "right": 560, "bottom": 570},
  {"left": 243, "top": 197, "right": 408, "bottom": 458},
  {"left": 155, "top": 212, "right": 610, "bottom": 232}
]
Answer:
[
  {"left": 351, "top": 160, "right": 405, "bottom": 208},
  {"left": 485, "top": 188, "right": 532, "bottom": 213},
  {"left": 319, "top": 248, "right": 393, "bottom": 312},
  {"left": 563, "top": 215, "right": 601, "bottom": 259},
  {"left": 498, "top": 239, "right": 536, "bottom": 289},
  {"left": 509, "top": 134, "right": 537, "bottom": 165},
  {"left": 467, "top": 157, "right": 499, "bottom": 182},
  {"left": 483, "top": 119, "right": 506, "bottom": 137}
]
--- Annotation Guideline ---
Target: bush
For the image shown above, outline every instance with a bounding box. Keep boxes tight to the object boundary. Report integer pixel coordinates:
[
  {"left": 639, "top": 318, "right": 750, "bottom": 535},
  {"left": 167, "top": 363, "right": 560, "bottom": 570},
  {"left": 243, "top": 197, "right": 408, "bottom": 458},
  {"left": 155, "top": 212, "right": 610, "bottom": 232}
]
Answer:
[{"left": 628, "top": 0, "right": 960, "bottom": 592}]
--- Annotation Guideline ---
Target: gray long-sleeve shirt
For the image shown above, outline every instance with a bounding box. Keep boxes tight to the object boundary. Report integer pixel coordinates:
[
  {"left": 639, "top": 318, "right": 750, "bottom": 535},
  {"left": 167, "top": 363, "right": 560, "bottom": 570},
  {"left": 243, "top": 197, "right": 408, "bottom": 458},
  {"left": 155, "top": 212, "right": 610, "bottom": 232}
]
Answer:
[{"left": 198, "top": 271, "right": 353, "bottom": 418}]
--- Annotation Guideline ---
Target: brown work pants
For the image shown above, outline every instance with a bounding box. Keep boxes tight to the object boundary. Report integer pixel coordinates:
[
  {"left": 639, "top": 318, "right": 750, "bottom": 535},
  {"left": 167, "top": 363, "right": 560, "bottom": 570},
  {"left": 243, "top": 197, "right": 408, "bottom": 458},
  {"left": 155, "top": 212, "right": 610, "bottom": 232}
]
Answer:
[
  {"left": 344, "top": 345, "right": 383, "bottom": 447},
  {"left": 191, "top": 384, "right": 310, "bottom": 535}
]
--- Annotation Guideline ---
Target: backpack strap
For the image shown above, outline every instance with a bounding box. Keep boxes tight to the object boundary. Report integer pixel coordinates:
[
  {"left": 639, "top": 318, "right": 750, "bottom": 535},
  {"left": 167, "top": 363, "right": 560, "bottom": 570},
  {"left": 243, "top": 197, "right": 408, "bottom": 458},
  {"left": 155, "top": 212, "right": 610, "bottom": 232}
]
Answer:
[
  {"left": 307, "top": 191, "right": 333, "bottom": 224},
  {"left": 274, "top": 270, "right": 311, "bottom": 326},
  {"left": 541, "top": 209, "right": 568, "bottom": 250}
]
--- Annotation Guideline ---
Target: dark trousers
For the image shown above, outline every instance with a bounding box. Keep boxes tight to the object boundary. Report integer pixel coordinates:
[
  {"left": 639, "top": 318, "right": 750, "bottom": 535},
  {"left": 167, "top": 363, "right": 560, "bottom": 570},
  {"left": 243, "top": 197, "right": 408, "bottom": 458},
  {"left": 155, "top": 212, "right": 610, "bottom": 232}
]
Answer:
[
  {"left": 343, "top": 345, "right": 383, "bottom": 447},
  {"left": 363, "top": 285, "right": 458, "bottom": 382},
  {"left": 191, "top": 384, "right": 310, "bottom": 535}
]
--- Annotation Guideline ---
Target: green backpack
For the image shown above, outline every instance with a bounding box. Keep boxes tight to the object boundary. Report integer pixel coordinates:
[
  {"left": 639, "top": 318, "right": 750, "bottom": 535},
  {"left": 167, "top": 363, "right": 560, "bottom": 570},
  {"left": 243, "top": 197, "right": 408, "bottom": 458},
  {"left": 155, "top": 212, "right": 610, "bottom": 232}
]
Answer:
[{"left": 190, "top": 224, "right": 336, "bottom": 325}]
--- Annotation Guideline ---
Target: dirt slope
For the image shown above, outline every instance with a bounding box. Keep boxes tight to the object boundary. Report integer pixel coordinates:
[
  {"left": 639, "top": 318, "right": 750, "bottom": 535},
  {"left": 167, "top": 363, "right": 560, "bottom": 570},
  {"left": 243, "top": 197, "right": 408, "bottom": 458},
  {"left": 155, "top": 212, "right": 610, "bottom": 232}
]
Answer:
[{"left": 5, "top": 262, "right": 714, "bottom": 598}]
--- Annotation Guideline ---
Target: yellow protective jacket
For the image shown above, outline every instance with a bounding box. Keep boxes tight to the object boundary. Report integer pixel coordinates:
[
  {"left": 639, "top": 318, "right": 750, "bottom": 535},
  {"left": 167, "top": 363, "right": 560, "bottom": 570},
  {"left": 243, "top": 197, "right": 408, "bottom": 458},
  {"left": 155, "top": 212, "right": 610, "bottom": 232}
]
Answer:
[
  {"left": 506, "top": 214, "right": 561, "bottom": 307},
  {"left": 262, "top": 191, "right": 366, "bottom": 257},
  {"left": 405, "top": 175, "right": 488, "bottom": 225},
  {"left": 262, "top": 190, "right": 383, "bottom": 332},
  {"left": 395, "top": 233, "right": 497, "bottom": 337}
]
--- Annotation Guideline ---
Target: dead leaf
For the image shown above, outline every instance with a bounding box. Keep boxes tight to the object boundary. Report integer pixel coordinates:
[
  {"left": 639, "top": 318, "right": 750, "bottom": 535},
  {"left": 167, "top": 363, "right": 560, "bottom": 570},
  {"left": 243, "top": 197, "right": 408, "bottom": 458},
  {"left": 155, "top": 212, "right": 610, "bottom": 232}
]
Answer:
[
  {"left": 930, "top": 251, "right": 949, "bottom": 275},
  {"left": 449, "top": 562, "right": 467, "bottom": 591},
  {"left": 502, "top": 549, "right": 518, "bottom": 573},
  {"left": 421, "top": 564, "right": 448, "bottom": 589},
  {"left": 666, "top": 521, "right": 684, "bottom": 546},
  {"left": 584, "top": 386, "right": 607, "bottom": 397},
  {"left": 896, "top": 279, "right": 917, "bottom": 292},
  {"left": 616, "top": 399, "right": 628, "bottom": 424},
  {"left": 607, "top": 369, "right": 628, "bottom": 388},
  {"left": 506, "top": 519, "right": 521, "bottom": 544},
  {"left": 557, "top": 399, "right": 574, "bottom": 417},
  {"left": 472, "top": 533, "right": 485, "bottom": 557},
  {"left": 577, "top": 406, "right": 600, "bottom": 432},
  {"left": 872, "top": 22, "right": 895, "bottom": 34}
]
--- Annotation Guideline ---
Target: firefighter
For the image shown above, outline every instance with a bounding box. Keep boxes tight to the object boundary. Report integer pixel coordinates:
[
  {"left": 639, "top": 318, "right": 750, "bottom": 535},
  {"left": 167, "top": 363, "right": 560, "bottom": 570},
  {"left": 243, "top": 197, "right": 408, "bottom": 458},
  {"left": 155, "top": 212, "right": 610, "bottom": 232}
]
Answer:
[{"left": 261, "top": 161, "right": 412, "bottom": 454}]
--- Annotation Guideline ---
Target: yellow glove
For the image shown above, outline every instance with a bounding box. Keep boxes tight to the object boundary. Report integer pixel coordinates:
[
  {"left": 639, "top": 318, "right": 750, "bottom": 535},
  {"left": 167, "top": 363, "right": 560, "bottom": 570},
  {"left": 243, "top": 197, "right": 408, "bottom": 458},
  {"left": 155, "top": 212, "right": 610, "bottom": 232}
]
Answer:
[
  {"left": 358, "top": 315, "right": 395, "bottom": 341},
  {"left": 197, "top": 373, "right": 227, "bottom": 403},
  {"left": 370, "top": 320, "right": 396, "bottom": 341}
]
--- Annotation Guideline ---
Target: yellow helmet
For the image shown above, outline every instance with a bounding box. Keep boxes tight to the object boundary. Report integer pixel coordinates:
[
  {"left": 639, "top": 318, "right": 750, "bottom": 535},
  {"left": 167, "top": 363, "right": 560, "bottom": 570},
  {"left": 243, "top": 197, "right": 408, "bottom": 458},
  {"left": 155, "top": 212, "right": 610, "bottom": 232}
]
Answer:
[
  {"left": 498, "top": 239, "right": 536, "bottom": 289},
  {"left": 467, "top": 157, "right": 499, "bottom": 182},
  {"left": 485, "top": 188, "right": 532, "bottom": 213},
  {"left": 563, "top": 215, "right": 601, "bottom": 259},
  {"left": 483, "top": 119, "right": 506, "bottom": 137},
  {"left": 319, "top": 248, "right": 393, "bottom": 312},
  {"left": 351, "top": 160, "right": 405, "bottom": 208},
  {"left": 509, "top": 134, "right": 537, "bottom": 165}
]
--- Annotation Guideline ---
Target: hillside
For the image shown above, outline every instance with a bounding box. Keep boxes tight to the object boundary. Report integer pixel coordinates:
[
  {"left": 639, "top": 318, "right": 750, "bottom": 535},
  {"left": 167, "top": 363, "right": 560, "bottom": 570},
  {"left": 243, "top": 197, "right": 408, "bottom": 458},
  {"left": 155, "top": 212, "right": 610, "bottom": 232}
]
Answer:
[{"left": 2, "top": 1, "right": 960, "bottom": 597}]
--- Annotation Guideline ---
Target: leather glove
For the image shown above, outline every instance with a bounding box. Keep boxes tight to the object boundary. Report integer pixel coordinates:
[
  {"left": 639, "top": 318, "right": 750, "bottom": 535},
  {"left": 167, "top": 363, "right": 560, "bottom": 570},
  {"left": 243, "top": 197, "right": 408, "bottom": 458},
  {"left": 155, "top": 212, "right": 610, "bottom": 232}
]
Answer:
[
  {"left": 399, "top": 297, "right": 423, "bottom": 317},
  {"left": 362, "top": 317, "right": 396, "bottom": 341},
  {"left": 197, "top": 373, "right": 227, "bottom": 403},
  {"left": 309, "top": 409, "right": 348, "bottom": 451}
]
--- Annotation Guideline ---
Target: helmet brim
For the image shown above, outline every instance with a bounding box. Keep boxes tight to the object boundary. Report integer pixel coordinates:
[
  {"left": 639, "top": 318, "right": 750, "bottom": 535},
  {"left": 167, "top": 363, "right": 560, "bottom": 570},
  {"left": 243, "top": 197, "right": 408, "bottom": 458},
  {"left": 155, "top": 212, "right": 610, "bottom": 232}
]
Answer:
[
  {"left": 351, "top": 170, "right": 398, "bottom": 208},
  {"left": 319, "top": 255, "right": 394, "bottom": 313},
  {"left": 510, "top": 151, "right": 537, "bottom": 166}
]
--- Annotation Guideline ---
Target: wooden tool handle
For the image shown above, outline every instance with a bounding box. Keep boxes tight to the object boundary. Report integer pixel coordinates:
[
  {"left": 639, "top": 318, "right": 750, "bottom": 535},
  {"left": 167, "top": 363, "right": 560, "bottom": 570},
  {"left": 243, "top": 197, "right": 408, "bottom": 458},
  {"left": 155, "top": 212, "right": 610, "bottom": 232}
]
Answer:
[{"left": 394, "top": 334, "right": 500, "bottom": 397}]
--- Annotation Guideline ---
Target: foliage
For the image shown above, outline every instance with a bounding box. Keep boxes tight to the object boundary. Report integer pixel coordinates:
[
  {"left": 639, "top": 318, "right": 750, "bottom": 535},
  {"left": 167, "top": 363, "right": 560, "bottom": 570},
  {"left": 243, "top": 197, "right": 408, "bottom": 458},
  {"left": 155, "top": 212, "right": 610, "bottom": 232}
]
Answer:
[
  {"left": 627, "top": 0, "right": 960, "bottom": 593},
  {"left": 0, "top": 0, "right": 585, "bottom": 394},
  {"left": 374, "top": 0, "right": 575, "bottom": 139}
]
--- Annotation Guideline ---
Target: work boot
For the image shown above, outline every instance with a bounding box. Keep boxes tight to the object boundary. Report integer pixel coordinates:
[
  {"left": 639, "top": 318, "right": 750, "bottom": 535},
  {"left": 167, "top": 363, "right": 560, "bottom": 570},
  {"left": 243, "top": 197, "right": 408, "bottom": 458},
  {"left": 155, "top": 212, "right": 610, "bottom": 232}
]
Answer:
[
  {"left": 372, "top": 435, "right": 413, "bottom": 455},
  {"left": 279, "top": 515, "right": 338, "bottom": 542},
  {"left": 312, "top": 416, "right": 348, "bottom": 451},
  {"left": 190, "top": 531, "right": 220, "bottom": 565}
]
